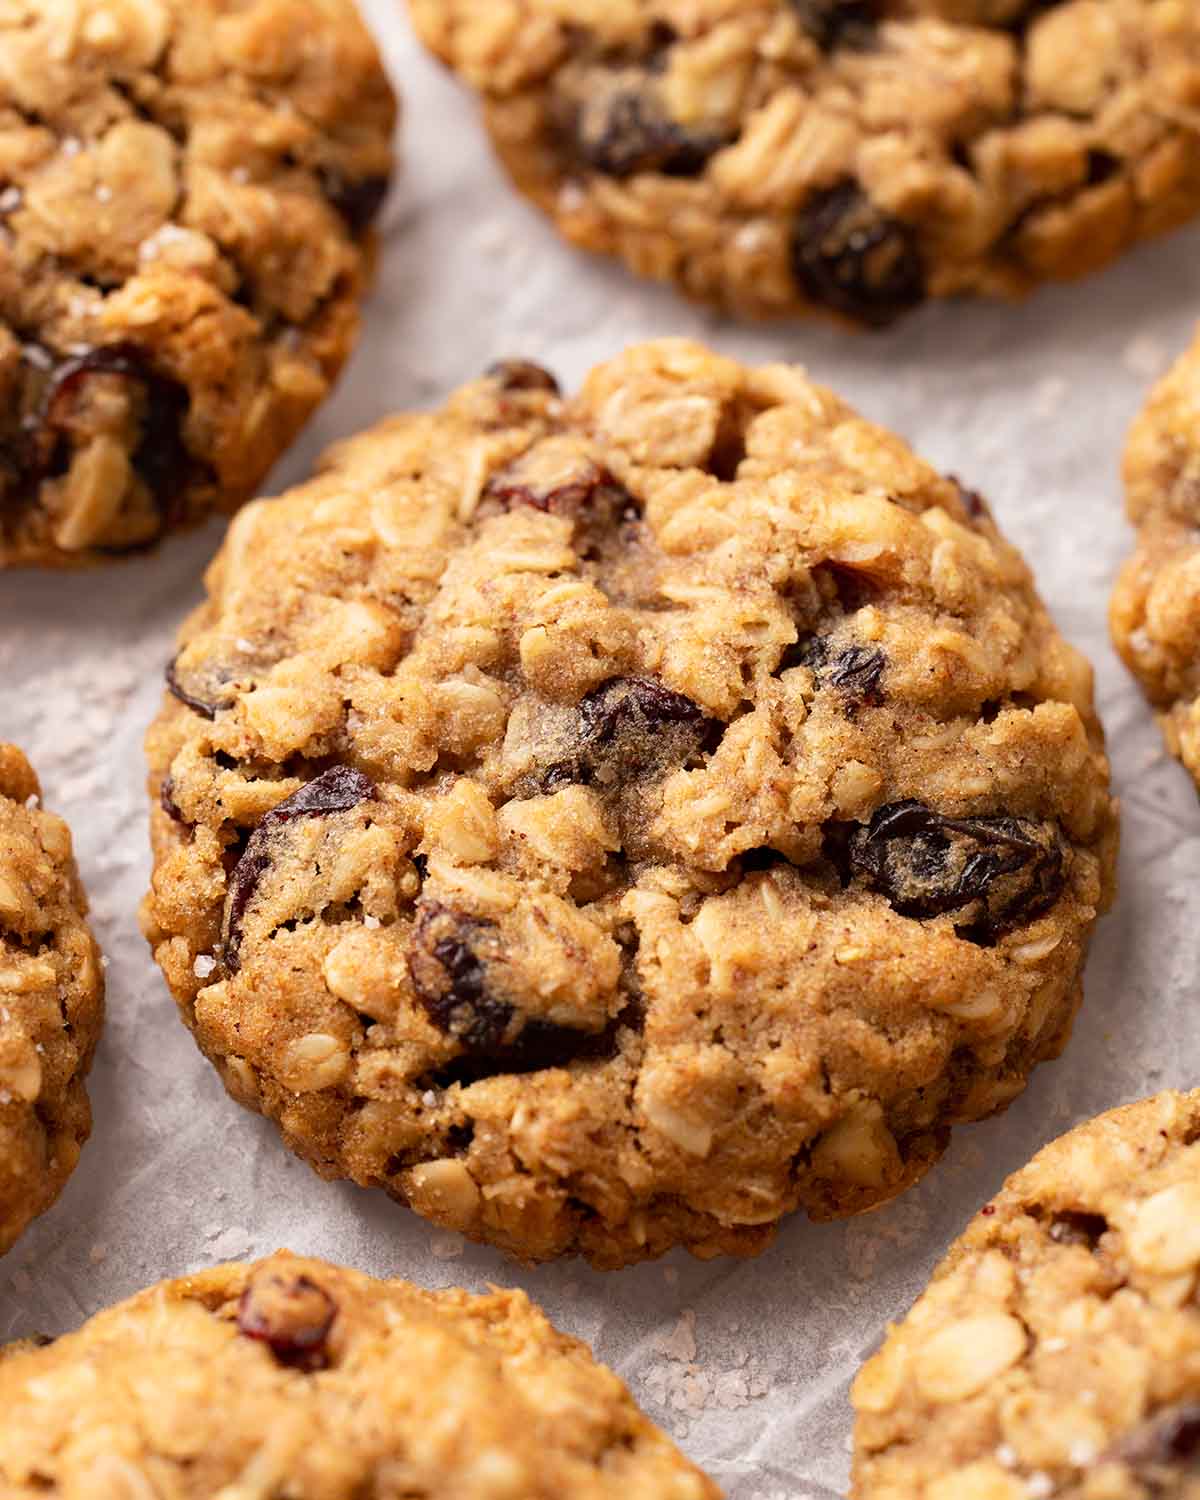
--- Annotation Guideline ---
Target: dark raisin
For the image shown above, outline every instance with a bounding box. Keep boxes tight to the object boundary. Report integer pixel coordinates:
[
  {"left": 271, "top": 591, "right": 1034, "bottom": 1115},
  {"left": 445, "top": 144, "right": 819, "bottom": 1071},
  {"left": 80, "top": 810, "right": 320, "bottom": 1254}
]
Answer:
[
  {"left": 421, "top": 999, "right": 642, "bottom": 1091},
  {"left": 951, "top": 477, "right": 990, "bottom": 523},
  {"left": 1048, "top": 1210, "right": 1107, "bottom": 1249},
  {"left": 848, "top": 799, "right": 1065, "bottom": 943},
  {"left": 409, "top": 903, "right": 515, "bottom": 1053},
  {"left": 778, "top": 636, "right": 886, "bottom": 705},
  {"left": 166, "top": 655, "right": 228, "bottom": 720},
  {"left": 166, "top": 638, "right": 282, "bottom": 720},
  {"left": 222, "top": 767, "right": 376, "bottom": 971},
  {"left": 236, "top": 1269, "right": 336, "bottom": 1372},
  {"left": 573, "top": 88, "right": 725, "bottom": 178},
  {"left": 790, "top": 0, "right": 880, "bottom": 50},
  {"left": 2, "top": 341, "right": 191, "bottom": 535},
  {"left": 317, "top": 169, "right": 390, "bottom": 236},
  {"left": 791, "top": 181, "right": 925, "bottom": 327},
  {"left": 1108, "top": 1403, "right": 1200, "bottom": 1476},
  {"left": 486, "top": 359, "right": 560, "bottom": 395},
  {"left": 159, "top": 774, "right": 185, "bottom": 823}
]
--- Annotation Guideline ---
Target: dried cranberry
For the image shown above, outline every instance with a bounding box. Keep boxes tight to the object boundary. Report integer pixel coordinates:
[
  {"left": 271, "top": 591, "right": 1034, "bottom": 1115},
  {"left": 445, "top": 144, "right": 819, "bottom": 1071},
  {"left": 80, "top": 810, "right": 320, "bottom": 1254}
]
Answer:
[
  {"left": 317, "top": 169, "right": 390, "bottom": 236},
  {"left": 486, "top": 359, "right": 560, "bottom": 395},
  {"left": 790, "top": 0, "right": 879, "bottom": 49},
  {"left": 237, "top": 1269, "right": 336, "bottom": 1372},
  {"left": 1108, "top": 1403, "right": 1200, "bottom": 1475},
  {"left": 572, "top": 88, "right": 725, "bottom": 178},
  {"left": 779, "top": 637, "right": 886, "bottom": 706},
  {"left": 222, "top": 767, "right": 376, "bottom": 971},
  {"left": 1047, "top": 1210, "right": 1107, "bottom": 1249},
  {"left": 791, "top": 181, "right": 925, "bottom": 327},
  {"left": 848, "top": 799, "right": 1065, "bottom": 943}
]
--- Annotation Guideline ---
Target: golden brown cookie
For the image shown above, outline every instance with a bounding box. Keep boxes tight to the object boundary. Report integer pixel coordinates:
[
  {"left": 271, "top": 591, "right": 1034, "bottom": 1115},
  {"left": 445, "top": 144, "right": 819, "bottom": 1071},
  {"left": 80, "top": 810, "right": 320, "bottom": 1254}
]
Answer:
[
  {"left": 1111, "top": 326, "right": 1200, "bottom": 789},
  {"left": 0, "top": 0, "right": 396, "bottom": 566},
  {"left": 141, "top": 339, "right": 1118, "bottom": 1267},
  {"left": 852, "top": 1090, "right": 1200, "bottom": 1500},
  {"left": 410, "top": 0, "right": 1200, "bottom": 327},
  {"left": 0, "top": 1250, "right": 717, "bottom": 1496},
  {"left": 0, "top": 744, "right": 104, "bottom": 1254}
]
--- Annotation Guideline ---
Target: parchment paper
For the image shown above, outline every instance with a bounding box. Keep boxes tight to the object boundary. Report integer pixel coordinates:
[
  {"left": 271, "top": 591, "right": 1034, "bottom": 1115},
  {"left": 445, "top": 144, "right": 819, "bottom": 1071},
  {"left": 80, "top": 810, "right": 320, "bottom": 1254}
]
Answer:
[{"left": 3, "top": 9, "right": 1200, "bottom": 1493}]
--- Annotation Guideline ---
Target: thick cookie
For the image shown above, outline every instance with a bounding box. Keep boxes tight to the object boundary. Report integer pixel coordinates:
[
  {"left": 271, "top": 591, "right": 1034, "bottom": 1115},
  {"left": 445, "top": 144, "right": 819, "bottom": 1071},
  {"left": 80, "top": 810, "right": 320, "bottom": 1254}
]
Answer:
[
  {"left": 141, "top": 339, "right": 1117, "bottom": 1267},
  {"left": 1111, "top": 327, "right": 1200, "bottom": 789},
  {"left": 411, "top": 0, "right": 1200, "bottom": 327},
  {"left": 0, "top": 745, "right": 104, "bottom": 1253},
  {"left": 852, "top": 1090, "right": 1200, "bottom": 1500},
  {"left": 0, "top": 1251, "right": 717, "bottom": 1496},
  {"left": 0, "top": 0, "right": 396, "bottom": 567}
]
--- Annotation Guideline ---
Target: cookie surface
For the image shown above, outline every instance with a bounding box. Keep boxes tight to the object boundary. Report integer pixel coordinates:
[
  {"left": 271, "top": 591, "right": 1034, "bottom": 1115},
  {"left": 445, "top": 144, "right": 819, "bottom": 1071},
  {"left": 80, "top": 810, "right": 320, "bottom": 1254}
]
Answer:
[
  {"left": 0, "top": 744, "right": 104, "bottom": 1254},
  {"left": 411, "top": 0, "right": 1200, "bottom": 326},
  {"left": 1111, "top": 327, "right": 1200, "bottom": 790},
  {"left": 141, "top": 338, "right": 1117, "bottom": 1267},
  {"left": 852, "top": 1090, "right": 1200, "bottom": 1500},
  {"left": 0, "top": 1250, "right": 716, "bottom": 1496},
  {"left": 0, "top": 0, "right": 395, "bottom": 567}
]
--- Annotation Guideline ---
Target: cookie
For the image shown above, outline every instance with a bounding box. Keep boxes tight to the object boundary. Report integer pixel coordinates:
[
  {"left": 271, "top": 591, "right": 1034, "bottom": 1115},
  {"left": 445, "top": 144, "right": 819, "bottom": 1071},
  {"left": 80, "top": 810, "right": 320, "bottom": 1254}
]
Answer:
[
  {"left": 0, "top": 744, "right": 104, "bottom": 1253},
  {"left": 141, "top": 338, "right": 1118, "bottom": 1267},
  {"left": 411, "top": 0, "right": 1200, "bottom": 327},
  {"left": 0, "top": 0, "right": 396, "bottom": 567},
  {"left": 1111, "top": 327, "right": 1200, "bottom": 790},
  {"left": 850, "top": 1090, "right": 1200, "bottom": 1500},
  {"left": 0, "top": 1250, "right": 717, "bottom": 1496}
]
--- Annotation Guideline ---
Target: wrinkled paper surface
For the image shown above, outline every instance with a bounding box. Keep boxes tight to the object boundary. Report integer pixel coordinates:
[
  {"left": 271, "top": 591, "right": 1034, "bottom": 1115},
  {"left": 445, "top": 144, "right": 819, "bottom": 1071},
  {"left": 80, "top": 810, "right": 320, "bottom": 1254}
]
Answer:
[{"left": 3, "top": 9, "right": 1200, "bottom": 1494}]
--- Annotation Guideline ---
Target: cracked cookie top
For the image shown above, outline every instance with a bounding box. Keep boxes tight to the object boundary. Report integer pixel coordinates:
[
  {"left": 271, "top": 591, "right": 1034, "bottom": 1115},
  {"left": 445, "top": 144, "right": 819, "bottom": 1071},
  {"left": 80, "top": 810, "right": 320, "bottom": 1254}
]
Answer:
[
  {"left": 0, "top": 1251, "right": 717, "bottom": 1497},
  {"left": 0, "top": 744, "right": 104, "bottom": 1254},
  {"left": 0, "top": 0, "right": 395, "bottom": 566},
  {"left": 1111, "top": 327, "right": 1200, "bottom": 793},
  {"left": 853, "top": 1090, "right": 1200, "bottom": 1500},
  {"left": 411, "top": 0, "right": 1200, "bottom": 325},
  {"left": 141, "top": 339, "right": 1117, "bottom": 1267}
]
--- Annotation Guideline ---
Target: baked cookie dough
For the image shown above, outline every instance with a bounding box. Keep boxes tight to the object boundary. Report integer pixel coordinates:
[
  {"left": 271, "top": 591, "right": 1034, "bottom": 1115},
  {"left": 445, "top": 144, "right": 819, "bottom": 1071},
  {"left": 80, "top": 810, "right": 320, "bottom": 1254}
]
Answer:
[
  {"left": 852, "top": 1089, "right": 1200, "bottom": 1500},
  {"left": 0, "top": 0, "right": 396, "bottom": 567},
  {"left": 0, "top": 1251, "right": 716, "bottom": 1497},
  {"left": 0, "top": 744, "right": 104, "bottom": 1254},
  {"left": 411, "top": 0, "right": 1200, "bottom": 327},
  {"left": 1111, "top": 327, "right": 1200, "bottom": 790},
  {"left": 142, "top": 338, "right": 1118, "bottom": 1267}
]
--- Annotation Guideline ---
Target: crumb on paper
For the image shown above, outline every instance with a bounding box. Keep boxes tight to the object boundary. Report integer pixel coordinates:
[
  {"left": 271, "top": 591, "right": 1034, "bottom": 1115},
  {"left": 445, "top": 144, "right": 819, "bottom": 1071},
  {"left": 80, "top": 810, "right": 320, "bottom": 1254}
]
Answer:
[
  {"left": 429, "top": 1232, "right": 465, "bottom": 1261},
  {"left": 88, "top": 1243, "right": 107, "bottom": 1264}
]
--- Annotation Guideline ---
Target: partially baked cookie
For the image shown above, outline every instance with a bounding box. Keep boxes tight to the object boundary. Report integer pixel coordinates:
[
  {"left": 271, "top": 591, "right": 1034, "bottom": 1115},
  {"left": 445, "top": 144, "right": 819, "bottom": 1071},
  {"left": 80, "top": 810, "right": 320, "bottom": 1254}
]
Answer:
[
  {"left": 1111, "top": 327, "right": 1200, "bottom": 789},
  {"left": 411, "top": 0, "right": 1200, "bottom": 326},
  {"left": 0, "top": 1250, "right": 717, "bottom": 1496},
  {"left": 141, "top": 339, "right": 1118, "bottom": 1267},
  {"left": 0, "top": 0, "right": 396, "bottom": 567},
  {"left": 0, "top": 744, "right": 104, "bottom": 1253},
  {"left": 852, "top": 1090, "right": 1200, "bottom": 1500}
]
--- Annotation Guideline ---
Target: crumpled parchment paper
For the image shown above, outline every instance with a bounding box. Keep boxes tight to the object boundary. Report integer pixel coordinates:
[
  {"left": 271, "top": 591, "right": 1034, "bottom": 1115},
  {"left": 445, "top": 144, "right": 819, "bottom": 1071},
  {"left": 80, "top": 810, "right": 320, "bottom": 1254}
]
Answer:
[{"left": 3, "top": 8, "right": 1200, "bottom": 1495}]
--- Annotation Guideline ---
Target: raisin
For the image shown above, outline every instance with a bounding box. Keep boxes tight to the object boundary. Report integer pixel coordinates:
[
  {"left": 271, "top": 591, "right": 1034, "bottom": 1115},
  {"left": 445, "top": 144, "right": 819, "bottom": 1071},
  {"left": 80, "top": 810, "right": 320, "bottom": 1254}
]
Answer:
[
  {"left": 1108, "top": 1403, "right": 1200, "bottom": 1476},
  {"left": 779, "top": 637, "right": 886, "bottom": 705},
  {"left": 421, "top": 999, "right": 642, "bottom": 1090},
  {"left": 165, "top": 655, "right": 230, "bottom": 720},
  {"left": 222, "top": 767, "right": 376, "bottom": 971},
  {"left": 790, "top": 0, "right": 880, "bottom": 50},
  {"left": 2, "top": 341, "right": 191, "bottom": 534},
  {"left": 486, "top": 359, "right": 560, "bottom": 395},
  {"left": 572, "top": 88, "right": 725, "bottom": 178},
  {"left": 236, "top": 1268, "right": 336, "bottom": 1372},
  {"left": 848, "top": 799, "right": 1065, "bottom": 943},
  {"left": 951, "top": 477, "right": 990, "bottom": 523},
  {"left": 166, "top": 638, "right": 280, "bottom": 720},
  {"left": 487, "top": 453, "right": 617, "bottom": 516},
  {"left": 1047, "top": 1210, "right": 1107, "bottom": 1249},
  {"left": 539, "top": 676, "right": 721, "bottom": 792},
  {"left": 791, "top": 181, "right": 925, "bottom": 327},
  {"left": 159, "top": 774, "right": 185, "bottom": 824},
  {"left": 317, "top": 169, "right": 390, "bottom": 236},
  {"left": 409, "top": 903, "right": 515, "bottom": 1052}
]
